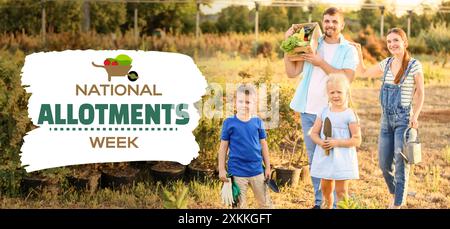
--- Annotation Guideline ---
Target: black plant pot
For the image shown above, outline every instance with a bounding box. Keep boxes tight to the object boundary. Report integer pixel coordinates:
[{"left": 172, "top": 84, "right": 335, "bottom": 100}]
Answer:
[
  {"left": 21, "top": 175, "right": 60, "bottom": 196},
  {"left": 186, "top": 163, "right": 217, "bottom": 182},
  {"left": 101, "top": 167, "right": 139, "bottom": 189},
  {"left": 149, "top": 162, "right": 186, "bottom": 183},
  {"left": 275, "top": 166, "right": 302, "bottom": 187},
  {"left": 67, "top": 170, "right": 101, "bottom": 193}
]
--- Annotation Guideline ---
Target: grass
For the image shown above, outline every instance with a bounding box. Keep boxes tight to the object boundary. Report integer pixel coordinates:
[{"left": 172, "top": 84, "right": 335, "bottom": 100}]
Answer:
[
  {"left": 198, "top": 54, "right": 449, "bottom": 88},
  {"left": 444, "top": 146, "right": 450, "bottom": 165},
  {"left": 425, "top": 165, "right": 442, "bottom": 193}
]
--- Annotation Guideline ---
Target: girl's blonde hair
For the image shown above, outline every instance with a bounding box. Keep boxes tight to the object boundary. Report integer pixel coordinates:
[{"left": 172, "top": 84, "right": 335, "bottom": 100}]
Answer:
[
  {"left": 326, "top": 74, "right": 359, "bottom": 122},
  {"left": 327, "top": 74, "right": 351, "bottom": 106}
]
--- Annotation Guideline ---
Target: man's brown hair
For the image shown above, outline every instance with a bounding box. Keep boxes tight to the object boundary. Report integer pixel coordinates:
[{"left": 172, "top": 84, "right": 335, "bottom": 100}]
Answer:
[{"left": 323, "top": 7, "right": 344, "bottom": 20}]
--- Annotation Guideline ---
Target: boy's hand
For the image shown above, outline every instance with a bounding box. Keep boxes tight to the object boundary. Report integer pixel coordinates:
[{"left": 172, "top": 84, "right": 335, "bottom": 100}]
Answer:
[
  {"left": 264, "top": 166, "right": 271, "bottom": 180},
  {"left": 219, "top": 169, "right": 229, "bottom": 182}
]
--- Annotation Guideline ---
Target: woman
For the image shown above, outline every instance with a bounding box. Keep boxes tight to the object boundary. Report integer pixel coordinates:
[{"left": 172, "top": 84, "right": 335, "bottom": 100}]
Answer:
[{"left": 352, "top": 28, "right": 425, "bottom": 209}]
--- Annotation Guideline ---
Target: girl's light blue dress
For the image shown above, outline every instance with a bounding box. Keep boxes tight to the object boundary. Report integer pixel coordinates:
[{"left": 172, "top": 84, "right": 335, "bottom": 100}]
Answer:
[{"left": 310, "top": 106, "right": 359, "bottom": 180}]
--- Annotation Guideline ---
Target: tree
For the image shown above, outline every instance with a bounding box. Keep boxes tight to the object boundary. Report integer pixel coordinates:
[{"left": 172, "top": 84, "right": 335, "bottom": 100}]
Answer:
[
  {"left": 435, "top": 1, "right": 450, "bottom": 25},
  {"left": 345, "top": 10, "right": 362, "bottom": 33},
  {"left": 200, "top": 20, "right": 218, "bottom": 34},
  {"left": 45, "top": 0, "right": 82, "bottom": 33},
  {"left": 383, "top": 11, "right": 398, "bottom": 32},
  {"left": 0, "top": 0, "right": 41, "bottom": 34},
  {"left": 122, "top": 2, "right": 196, "bottom": 35},
  {"left": 359, "top": 0, "right": 380, "bottom": 33},
  {"left": 287, "top": 6, "right": 309, "bottom": 25},
  {"left": 89, "top": 1, "right": 127, "bottom": 34},
  {"left": 216, "top": 6, "right": 252, "bottom": 34},
  {"left": 421, "top": 23, "right": 450, "bottom": 67},
  {"left": 309, "top": 4, "right": 329, "bottom": 23},
  {"left": 259, "top": 6, "right": 289, "bottom": 32}
]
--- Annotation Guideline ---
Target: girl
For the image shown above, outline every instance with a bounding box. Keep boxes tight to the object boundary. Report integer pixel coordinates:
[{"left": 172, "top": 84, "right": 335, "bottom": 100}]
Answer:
[
  {"left": 310, "top": 74, "right": 362, "bottom": 209},
  {"left": 352, "top": 28, "right": 425, "bottom": 209}
]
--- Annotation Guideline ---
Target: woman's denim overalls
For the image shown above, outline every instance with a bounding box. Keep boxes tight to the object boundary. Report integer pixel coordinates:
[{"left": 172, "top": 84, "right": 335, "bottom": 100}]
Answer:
[{"left": 378, "top": 57, "right": 416, "bottom": 206}]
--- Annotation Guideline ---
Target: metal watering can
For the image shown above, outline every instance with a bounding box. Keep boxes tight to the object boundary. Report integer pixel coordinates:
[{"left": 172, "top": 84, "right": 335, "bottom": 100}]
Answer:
[{"left": 400, "top": 127, "right": 422, "bottom": 164}]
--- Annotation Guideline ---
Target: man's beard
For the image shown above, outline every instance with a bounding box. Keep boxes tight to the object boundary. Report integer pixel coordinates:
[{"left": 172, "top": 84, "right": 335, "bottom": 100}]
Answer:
[{"left": 325, "top": 28, "right": 336, "bottom": 37}]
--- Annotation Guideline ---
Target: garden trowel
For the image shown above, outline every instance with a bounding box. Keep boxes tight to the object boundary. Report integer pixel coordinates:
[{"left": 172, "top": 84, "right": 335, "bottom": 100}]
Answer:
[
  {"left": 323, "top": 117, "right": 332, "bottom": 156},
  {"left": 265, "top": 171, "right": 280, "bottom": 193}
]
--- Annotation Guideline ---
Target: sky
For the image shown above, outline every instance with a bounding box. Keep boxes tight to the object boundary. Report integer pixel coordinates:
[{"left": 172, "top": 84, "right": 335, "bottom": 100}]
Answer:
[{"left": 200, "top": 0, "right": 443, "bottom": 15}]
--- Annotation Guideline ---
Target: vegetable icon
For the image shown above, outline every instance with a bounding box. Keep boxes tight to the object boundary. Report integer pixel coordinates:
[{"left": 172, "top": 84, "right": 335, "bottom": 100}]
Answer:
[{"left": 92, "top": 54, "right": 138, "bottom": 82}]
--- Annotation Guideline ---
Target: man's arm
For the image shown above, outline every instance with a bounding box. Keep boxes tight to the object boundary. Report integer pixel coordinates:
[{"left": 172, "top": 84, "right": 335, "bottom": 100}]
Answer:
[
  {"left": 301, "top": 52, "right": 355, "bottom": 82},
  {"left": 283, "top": 24, "right": 306, "bottom": 78},
  {"left": 284, "top": 55, "right": 305, "bottom": 78},
  {"left": 317, "top": 62, "right": 355, "bottom": 82}
]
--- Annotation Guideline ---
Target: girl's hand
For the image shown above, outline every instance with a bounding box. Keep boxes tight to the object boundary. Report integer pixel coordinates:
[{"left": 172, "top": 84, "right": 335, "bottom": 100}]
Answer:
[
  {"left": 219, "top": 169, "right": 229, "bottom": 182},
  {"left": 318, "top": 139, "right": 328, "bottom": 150},
  {"left": 323, "top": 138, "right": 339, "bottom": 150},
  {"left": 409, "top": 116, "right": 419, "bottom": 128}
]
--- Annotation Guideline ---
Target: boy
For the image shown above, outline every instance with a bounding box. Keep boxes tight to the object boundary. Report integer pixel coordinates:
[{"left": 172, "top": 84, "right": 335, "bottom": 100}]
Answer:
[{"left": 218, "top": 84, "right": 272, "bottom": 209}]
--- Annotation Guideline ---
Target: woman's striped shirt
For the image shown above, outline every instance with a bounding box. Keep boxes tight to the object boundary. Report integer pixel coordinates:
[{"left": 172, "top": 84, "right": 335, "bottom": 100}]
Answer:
[{"left": 379, "top": 57, "right": 423, "bottom": 106}]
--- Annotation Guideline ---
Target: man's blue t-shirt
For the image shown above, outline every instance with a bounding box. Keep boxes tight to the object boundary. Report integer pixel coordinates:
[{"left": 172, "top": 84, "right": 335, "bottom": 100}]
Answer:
[{"left": 221, "top": 115, "right": 267, "bottom": 177}]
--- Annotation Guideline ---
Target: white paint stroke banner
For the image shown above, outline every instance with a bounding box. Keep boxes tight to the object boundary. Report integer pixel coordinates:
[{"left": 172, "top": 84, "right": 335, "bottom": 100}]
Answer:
[{"left": 20, "top": 50, "right": 207, "bottom": 172}]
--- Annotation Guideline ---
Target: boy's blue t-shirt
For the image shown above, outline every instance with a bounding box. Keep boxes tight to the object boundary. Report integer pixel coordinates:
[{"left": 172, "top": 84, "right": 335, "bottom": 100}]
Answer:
[{"left": 221, "top": 115, "right": 267, "bottom": 177}]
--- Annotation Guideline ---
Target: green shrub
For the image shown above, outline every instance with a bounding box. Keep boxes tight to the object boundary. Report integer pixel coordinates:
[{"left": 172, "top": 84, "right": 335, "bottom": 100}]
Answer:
[
  {"left": 0, "top": 49, "right": 30, "bottom": 196},
  {"left": 337, "top": 196, "right": 361, "bottom": 209},
  {"left": 421, "top": 23, "right": 450, "bottom": 67},
  {"left": 192, "top": 116, "right": 222, "bottom": 169},
  {"left": 161, "top": 183, "right": 189, "bottom": 209}
]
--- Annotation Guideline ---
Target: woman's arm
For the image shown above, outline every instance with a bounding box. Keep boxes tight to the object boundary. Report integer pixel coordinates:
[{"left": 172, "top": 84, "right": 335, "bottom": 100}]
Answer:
[
  {"left": 350, "top": 42, "right": 383, "bottom": 79},
  {"left": 410, "top": 71, "right": 425, "bottom": 128},
  {"left": 218, "top": 140, "right": 229, "bottom": 182}
]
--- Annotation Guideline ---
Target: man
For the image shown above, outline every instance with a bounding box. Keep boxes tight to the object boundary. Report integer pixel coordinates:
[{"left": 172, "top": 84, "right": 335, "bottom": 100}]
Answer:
[{"left": 284, "top": 7, "right": 358, "bottom": 209}]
